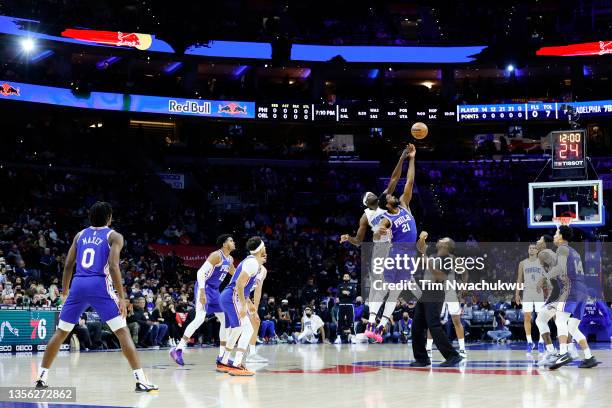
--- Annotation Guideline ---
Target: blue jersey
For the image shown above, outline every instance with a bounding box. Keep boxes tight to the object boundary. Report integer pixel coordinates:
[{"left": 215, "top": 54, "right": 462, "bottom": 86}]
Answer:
[
  {"left": 205, "top": 250, "right": 232, "bottom": 290},
  {"left": 559, "top": 244, "right": 587, "bottom": 300},
  {"left": 384, "top": 206, "right": 417, "bottom": 243},
  {"left": 74, "top": 227, "right": 113, "bottom": 278},
  {"left": 225, "top": 255, "right": 259, "bottom": 296}
]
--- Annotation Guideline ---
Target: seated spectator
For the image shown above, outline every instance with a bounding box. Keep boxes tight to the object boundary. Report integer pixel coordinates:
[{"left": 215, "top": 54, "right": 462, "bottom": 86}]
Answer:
[
  {"left": 292, "top": 307, "right": 327, "bottom": 344},
  {"left": 487, "top": 310, "right": 512, "bottom": 343},
  {"left": 353, "top": 296, "right": 369, "bottom": 334},
  {"left": 258, "top": 297, "right": 278, "bottom": 342},
  {"left": 317, "top": 300, "right": 336, "bottom": 342},
  {"left": 149, "top": 298, "right": 169, "bottom": 347},
  {"left": 392, "top": 312, "right": 412, "bottom": 344},
  {"left": 130, "top": 297, "right": 152, "bottom": 347},
  {"left": 74, "top": 312, "right": 103, "bottom": 351},
  {"left": 276, "top": 299, "right": 292, "bottom": 336}
]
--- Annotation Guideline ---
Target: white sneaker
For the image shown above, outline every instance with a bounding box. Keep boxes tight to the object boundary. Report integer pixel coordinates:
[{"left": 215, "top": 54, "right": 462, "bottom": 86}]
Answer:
[
  {"left": 459, "top": 350, "right": 467, "bottom": 359},
  {"left": 538, "top": 352, "right": 558, "bottom": 367},
  {"left": 246, "top": 352, "right": 269, "bottom": 363},
  {"left": 334, "top": 335, "right": 342, "bottom": 344}
]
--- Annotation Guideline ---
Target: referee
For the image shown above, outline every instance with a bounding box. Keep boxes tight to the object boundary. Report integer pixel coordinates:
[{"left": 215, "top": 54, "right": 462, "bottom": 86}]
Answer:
[{"left": 410, "top": 233, "right": 462, "bottom": 367}]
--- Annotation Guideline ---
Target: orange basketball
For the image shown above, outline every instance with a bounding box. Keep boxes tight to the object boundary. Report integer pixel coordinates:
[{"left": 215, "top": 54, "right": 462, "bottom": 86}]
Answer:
[{"left": 411, "top": 122, "right": 428, "bottom": 139}]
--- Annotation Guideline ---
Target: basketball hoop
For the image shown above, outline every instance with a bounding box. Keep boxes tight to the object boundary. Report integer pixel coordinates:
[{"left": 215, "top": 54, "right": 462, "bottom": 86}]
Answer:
[{"left": 553, "top": 216, "right": 573, "bottom": 228}]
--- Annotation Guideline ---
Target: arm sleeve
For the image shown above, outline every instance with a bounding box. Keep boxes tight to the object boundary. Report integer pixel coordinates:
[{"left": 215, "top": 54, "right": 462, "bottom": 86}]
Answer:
[
  {"left": 197, "top": 261, "right": 214, "bottom": 288},
  {"left": 242, "top": 257, "right": 260, "bottom": 277}
]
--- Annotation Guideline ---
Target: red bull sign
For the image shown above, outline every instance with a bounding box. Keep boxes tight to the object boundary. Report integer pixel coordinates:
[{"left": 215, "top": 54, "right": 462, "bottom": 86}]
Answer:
[
  {"left": 0, "top": 82, "right": 20, "bottom": 97},
  {"left": 61, "top": 29, "right": 154, "bottom": 51},
  {"left": 536, "top": 40, "right": 612, "bottom": 57}
]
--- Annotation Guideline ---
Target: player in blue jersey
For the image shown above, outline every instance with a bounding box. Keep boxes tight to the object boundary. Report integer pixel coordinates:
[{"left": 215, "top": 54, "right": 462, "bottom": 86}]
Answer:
[
  {"left": 548, "top": 225, "right": 598, "bottom": 369},
  {"left": 217, "top": 236, "right": 267, "bottom": 376},
  {"left": 170, "top": 234, "right": 235, "bottom": 366},
  {"left": 35, "top": 202, "right": 158, "bottom": 392},
  {"left": 365, "top": 144, "right": 417, "bottom": 342}
]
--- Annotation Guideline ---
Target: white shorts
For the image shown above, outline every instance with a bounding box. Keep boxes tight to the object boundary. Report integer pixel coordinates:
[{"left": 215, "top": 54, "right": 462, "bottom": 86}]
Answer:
[
  {"left": 522, "top": 301, "right": 545, "bottom": 314},
  {"left": 444, "top": 302, "right": 461, "bottom": 315}
]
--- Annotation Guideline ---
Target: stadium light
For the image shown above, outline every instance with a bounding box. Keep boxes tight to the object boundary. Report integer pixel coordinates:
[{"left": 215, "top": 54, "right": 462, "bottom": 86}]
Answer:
[
  {"left": 506, "top": 64, "right": 515, "bottom": 72},
  {"left": 20, "top": 38, "right": 35, "bottom": 53}
]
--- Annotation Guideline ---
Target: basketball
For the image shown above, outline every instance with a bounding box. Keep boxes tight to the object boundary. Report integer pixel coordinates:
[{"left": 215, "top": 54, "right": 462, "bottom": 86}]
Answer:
[{"left": 411, "top": 122, "right": 428, "bottom": 139}]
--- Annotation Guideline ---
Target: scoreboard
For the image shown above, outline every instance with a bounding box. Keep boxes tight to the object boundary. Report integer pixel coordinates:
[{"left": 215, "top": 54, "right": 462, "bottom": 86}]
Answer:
[
  {"left": 551, "top": 130, "right": 586, "bottom": 169},
  {"left": 457, "top": 100, "right": 612, "bottom": 122}
]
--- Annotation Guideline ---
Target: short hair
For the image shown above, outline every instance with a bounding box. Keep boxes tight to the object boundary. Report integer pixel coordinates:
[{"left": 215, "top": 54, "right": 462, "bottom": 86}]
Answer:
[
  {"left": 216, "top": 234, "right": 233, "bottom": 247},
  {"left": 246, "top": 236, "right": 263, "bottom": 252},
  {"left": 542, "top": 234, "right": 554, "bottom": 243},
  {"left": 558, "top": 225, "right": 573, "bottom": 241},
  {"left": 89, "top": 202, "right": 112, "bottom": 227}
]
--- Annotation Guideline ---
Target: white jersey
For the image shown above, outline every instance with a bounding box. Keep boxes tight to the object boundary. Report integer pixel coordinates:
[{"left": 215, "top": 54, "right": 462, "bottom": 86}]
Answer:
[
  {"left": 250, "top": 266, "right": 267, "bottom": 293},
  {"left": 522, "top": 258, "right": 545, "bottom": 300},
  {"left": 364, "top": 207, "right": 390, "bottom": 243}
]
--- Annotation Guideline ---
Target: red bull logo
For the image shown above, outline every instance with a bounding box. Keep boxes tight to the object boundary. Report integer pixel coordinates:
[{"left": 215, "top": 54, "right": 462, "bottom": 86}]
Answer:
[
  {"left": 218, "top": 103, "right": 248, "bottom": 115},
  {"left": 117, "top": 32, "right": 141, "bottom": 47},
  {"left": 599, "top": 41, "right": 612, "bottom": 56},
  {"left": 0, "top": 83, "right": 20, "bottom": 97}
]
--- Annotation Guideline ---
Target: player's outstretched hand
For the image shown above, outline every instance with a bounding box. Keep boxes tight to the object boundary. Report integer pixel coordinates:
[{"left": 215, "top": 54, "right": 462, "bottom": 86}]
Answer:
[
  {"left": 417, "top": 231, "right": 428, "bottom": 254},
  {"left": 407, "top": 143, "right": 416, "bottom": 159},
  {"left": 340, "top": 234, "right": 350, "bottom": 243}
]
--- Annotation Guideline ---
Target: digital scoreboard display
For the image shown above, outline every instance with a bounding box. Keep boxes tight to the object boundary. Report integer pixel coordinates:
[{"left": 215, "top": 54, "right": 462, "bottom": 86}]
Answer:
[{"left": 551, "top": 130, "right": 586, "bottom": 169}]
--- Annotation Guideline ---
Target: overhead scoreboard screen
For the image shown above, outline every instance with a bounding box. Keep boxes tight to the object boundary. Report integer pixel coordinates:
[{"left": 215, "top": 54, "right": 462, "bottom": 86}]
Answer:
[{"left": 551, "top": 130, "right": 586, "bottom": 169}]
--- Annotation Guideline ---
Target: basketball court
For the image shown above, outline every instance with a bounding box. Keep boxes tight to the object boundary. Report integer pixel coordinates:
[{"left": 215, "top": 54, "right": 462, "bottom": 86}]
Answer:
[{"left": 1, "top": 343, "right": 611, "bottom": 408}]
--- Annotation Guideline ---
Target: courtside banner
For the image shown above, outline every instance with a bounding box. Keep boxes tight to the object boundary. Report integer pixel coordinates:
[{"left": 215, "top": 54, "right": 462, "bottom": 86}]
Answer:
[
  {"left": 0, "top": 81, "right": 255, "bottom": 119},
  {"left": 0, "top": 309, "right": 69, "bottom": 354},
  {"left": 149, "top": 244, "right": 216, "bottom": 269}
]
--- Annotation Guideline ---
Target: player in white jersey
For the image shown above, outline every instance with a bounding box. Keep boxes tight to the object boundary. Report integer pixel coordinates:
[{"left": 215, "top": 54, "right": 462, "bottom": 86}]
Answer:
[
  {"left": 515, "top": 243, "right": 546, "bottom": 353},
  {"left": 245, "top": 265, "right": 268, "bottom": 363},
  {"left": 340, "top": 145, "right": 411, "bottom": 329}
]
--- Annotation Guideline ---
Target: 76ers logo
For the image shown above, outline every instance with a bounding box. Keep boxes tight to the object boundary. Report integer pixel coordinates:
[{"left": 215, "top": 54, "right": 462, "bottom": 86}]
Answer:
[{"left": 0, "top": 83, "right": 20, "bottom": 97}]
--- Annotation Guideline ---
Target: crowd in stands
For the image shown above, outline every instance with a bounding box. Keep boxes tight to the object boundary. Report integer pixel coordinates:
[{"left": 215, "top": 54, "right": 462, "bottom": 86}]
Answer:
[{"left": 1, "top": 127, "right": 611, "bottom": 349}]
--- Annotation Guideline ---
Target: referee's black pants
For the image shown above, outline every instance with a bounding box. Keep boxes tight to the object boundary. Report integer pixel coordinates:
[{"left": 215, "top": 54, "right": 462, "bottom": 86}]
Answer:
[{"left": 412, "top": 290, "right": 458, "bottom": 362}]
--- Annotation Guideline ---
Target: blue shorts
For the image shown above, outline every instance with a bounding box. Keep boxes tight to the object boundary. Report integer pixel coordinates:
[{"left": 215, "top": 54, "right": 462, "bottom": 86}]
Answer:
[
  {"left": 219, "top": 288, "right": 243, "bottom": 329},
  {"left": 559, "top": 301, "right": 586, "bottom": 317},
  {"left": 59, "top": 276, "right": 121, "bottom": 324},
  {"left": 194, "top": 282, "right": 223, "bottom": 314}
]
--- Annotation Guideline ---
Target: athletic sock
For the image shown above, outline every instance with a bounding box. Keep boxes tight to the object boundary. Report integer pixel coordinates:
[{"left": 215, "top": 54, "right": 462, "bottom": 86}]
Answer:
[
  {"left": 368, "top": 313, "right": 377, "bottom": 324},
  {"left": 568, "top": 342, "right": 577, "bottom": 353},
  {"left": 546, "top": 344, "right": 555, "bottom": 352},
  {"left": 38, "top": 366, "right": 49, "bottom": 382},
  {"left": 583, "top": 348, "right": 592, "bottom": 359},
  {"left": 527, "top": 337, "right": 533, "bottom": 344},
  {"left": 426, "top": 338, "right": 434, "bottom": 351},
  {"left": 221, "top": 349, "right": 232, "bottom": 365},
  {"left": 234, "top": 351, "right": 244, "bottom": 366},
  {"left": 133, "top": 369, "right": 147, "bottom": 383},
  {"left": 378, "top": 316, "right": 389, "bottom": 328},
  {"left": 539, "top": 337, "right": 544, "bottom": 343},
  {"left": 177, "top": 338, "right": 188, "bottom": 351},
  {"left": 218, "top": 346, "right": 224, "bottom": 358},
  {"left": 560, "top": 343, "right": 568, "bottom": 354},
  {"left": 458, "top": 338, "right": 465, "bottom": 351}
]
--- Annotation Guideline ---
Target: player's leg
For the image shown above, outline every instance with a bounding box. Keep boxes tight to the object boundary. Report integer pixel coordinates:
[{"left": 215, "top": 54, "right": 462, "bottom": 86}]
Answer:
[
  {"left": 523, "top": 302, "right": 535, "bottom": 353},
  {"left": 366, "top": 242, "right": 390, "bottom": 328},
  {"left": 214, "top": 312, "right": 227, "bottom": 360},
  {"left": 445, "top": 302, "right": 465, "bottom": 357},
  {"left": 245, "top": 311, "right": 267, "bottom": 363},
  {"left": 93, "top": 291, "right": 158, "bottom": 391},
  {"left": 566, "top": 302, "right": 598, "bottom": 368},
  {"left": 535, "top": 304, "right": 558, "bottom": 366},
  {"left": 36, "top": 293, "right": 87, "bottom": 388},
  {"left": 228, "top": 316, "right": 254, "bottom": 376},
  {"left": 549, "top": 307, "right": 572, "bottom": 369},
  {"left": 426, "top": 329, "right": 433, "bottom": 360},
  {"left": 371, "top": 288, "right": 400, "bottom": 343},
  {"left": 171, "top": 297, "right": 206, "bottom": 365}
]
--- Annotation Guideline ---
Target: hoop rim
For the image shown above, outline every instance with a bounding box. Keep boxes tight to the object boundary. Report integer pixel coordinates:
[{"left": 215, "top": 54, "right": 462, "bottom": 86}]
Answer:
[{"left": 553, "top": 216, "right": 573, "bottom": 227}]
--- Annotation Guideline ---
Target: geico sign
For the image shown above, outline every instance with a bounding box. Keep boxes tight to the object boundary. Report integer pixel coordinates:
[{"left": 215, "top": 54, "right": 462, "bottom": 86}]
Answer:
[{"left": 16, "top": 345, "right": 33, "bottom": 351}]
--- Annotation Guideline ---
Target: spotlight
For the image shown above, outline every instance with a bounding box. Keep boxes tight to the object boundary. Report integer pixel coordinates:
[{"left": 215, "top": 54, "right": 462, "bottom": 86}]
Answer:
[
  {"left": 506, "top": 64, "right": 515, "bottom": 72},
  {"left": 20, "top": 38, "right": 35, "bottom": 53}
]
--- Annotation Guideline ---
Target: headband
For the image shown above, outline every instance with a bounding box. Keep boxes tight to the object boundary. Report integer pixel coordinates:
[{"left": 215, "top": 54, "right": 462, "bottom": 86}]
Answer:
[
  {"left": 362, "top": 192, "right": 375, "bottom": 206},
  {"left": 250, "top": 241, "right": 265, "bottom": 254}
]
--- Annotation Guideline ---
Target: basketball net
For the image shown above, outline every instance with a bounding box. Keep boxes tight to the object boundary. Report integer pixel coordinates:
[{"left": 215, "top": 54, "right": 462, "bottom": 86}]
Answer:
[{"left": 553, "top": 216, "right": 573, "bottom": 229}]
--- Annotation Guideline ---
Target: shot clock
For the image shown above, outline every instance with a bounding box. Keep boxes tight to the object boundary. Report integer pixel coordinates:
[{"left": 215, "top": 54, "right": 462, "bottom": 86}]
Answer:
[{"left": 551, "top": 130, "right": 586, "bottom": 169}]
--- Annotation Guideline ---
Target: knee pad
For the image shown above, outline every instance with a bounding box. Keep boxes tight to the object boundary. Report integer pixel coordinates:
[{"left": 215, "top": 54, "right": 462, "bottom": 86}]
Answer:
[
  {"left": 555, "top": 311, "right": 570, "bottom": 337},
  {"left": 535, "top": 312, "right": 551, "bottom": 334},
  {"left": 568, "top": 318, "right": 586, "bottom": 342}
]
